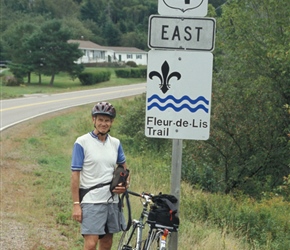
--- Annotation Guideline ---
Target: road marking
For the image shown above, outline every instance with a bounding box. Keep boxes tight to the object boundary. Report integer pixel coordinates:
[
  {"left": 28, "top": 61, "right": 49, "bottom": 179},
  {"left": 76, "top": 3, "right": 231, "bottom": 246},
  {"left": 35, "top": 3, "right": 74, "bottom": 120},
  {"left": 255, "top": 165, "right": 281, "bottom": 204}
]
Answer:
[{"left": 0, "top": 87, "right": 145, "bottom": 112}]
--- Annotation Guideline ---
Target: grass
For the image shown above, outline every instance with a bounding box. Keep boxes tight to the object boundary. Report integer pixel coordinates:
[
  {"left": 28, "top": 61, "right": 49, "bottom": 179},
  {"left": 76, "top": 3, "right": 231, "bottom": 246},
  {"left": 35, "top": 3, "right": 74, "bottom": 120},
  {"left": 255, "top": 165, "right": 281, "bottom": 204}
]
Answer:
[
  {"left": 2, "top": 72, "right": 289, "bottom": 249},
  {"left": 1, "top": 99, "right": 257, "bottom": 250},
  {"left": 0, "top": 68, "right": 145, "bottom": 99}
]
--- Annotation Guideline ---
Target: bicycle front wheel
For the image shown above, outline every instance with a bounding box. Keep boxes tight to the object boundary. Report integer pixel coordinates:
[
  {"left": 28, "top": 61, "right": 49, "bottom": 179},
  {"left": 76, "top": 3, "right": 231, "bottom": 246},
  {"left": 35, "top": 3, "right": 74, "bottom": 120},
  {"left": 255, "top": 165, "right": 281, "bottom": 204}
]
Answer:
[{"left": 117, "top": 222, "right": 139, "bottom": 250}]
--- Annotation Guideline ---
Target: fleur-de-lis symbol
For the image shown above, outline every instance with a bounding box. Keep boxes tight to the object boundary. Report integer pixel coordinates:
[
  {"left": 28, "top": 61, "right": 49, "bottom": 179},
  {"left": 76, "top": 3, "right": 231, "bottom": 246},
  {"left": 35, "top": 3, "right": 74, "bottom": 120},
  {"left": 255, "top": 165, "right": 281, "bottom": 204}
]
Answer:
[{"left": 149, "top": 61, "right": 181, "bottom": 94}]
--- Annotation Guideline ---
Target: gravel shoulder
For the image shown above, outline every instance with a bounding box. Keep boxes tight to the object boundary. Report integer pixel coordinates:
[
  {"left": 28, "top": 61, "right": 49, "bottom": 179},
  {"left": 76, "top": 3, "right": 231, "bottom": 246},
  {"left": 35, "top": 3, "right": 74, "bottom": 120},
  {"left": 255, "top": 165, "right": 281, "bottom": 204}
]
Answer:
[{"left": 0, "top": 113, "right": 72, "bottom": 249}]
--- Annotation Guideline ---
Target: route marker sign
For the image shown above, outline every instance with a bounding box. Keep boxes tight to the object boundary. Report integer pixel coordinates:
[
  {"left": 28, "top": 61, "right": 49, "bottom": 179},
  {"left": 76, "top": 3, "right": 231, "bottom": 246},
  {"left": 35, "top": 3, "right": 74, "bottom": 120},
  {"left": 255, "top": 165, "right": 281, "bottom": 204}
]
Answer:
[
  {"left": 145, "top": 50, "right": 213, "bottom": 140},
  {"left": 158, "top": 0, "right": 208, "bottom": 17},
  {"left": 148, "top": 15, "right": 216, "bottom": 51}
]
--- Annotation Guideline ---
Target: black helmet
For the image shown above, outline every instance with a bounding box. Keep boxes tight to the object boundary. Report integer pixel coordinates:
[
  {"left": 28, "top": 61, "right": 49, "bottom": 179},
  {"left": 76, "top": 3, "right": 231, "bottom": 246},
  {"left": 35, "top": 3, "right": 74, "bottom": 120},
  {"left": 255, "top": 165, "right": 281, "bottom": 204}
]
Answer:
[{"left": 91, "top": 102, "right": 116, "bottom": 118}]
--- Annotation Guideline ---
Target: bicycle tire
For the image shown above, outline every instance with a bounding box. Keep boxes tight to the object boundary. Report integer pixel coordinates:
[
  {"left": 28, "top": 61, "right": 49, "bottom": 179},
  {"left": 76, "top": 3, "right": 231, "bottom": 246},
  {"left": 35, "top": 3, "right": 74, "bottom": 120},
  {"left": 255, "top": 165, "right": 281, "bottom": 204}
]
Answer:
[
  {"left": 117, "top": 222, "right": 138, "bottom": 250},
  {"left": 120, "top": 191, "right": 132, "bottom": 231}
]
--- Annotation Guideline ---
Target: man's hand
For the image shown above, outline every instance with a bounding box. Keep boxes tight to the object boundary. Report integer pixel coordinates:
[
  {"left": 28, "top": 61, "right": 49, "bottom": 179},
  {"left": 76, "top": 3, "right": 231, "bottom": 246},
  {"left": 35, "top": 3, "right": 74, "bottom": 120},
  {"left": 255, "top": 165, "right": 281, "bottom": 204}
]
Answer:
[
  {"left": 72, "top": 204, "right": 82, "bottom": 223},
  {"left": 113, "top": 182, "right": 128, "bottom": 194}
]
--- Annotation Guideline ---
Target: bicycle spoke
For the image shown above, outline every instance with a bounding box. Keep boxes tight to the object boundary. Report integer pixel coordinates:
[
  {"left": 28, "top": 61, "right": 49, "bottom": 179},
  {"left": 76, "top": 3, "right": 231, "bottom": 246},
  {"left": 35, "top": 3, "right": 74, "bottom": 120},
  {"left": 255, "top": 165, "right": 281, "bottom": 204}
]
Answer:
[{"left": 117, "top": 223, "right": 138, "bottom": 250}]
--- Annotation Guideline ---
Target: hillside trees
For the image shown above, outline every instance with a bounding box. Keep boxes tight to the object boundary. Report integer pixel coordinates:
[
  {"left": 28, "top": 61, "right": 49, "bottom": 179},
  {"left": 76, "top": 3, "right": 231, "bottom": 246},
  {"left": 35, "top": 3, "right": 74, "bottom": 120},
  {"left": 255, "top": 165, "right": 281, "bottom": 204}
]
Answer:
[{"left": 182, "top": 0, "right": 290, "bottom": 197}]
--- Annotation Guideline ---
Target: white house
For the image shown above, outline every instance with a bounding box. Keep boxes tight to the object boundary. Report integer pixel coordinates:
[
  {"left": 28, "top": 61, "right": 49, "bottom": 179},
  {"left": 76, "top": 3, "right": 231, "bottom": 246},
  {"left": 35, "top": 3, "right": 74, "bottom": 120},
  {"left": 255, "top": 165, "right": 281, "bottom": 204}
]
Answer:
[{"left": 68, "top": 39, "right": 148, "bottom": 66}]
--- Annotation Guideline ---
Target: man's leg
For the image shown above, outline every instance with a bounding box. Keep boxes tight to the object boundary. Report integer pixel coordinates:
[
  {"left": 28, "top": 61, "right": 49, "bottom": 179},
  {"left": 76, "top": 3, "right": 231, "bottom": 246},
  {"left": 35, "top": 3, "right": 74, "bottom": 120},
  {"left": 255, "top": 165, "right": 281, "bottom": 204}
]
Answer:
[
  {"left": 84, "top": 235, "right": 99, "bottom": 250},
  {"left": 98, "top": 233, "right": 113, "bottom": 250}
]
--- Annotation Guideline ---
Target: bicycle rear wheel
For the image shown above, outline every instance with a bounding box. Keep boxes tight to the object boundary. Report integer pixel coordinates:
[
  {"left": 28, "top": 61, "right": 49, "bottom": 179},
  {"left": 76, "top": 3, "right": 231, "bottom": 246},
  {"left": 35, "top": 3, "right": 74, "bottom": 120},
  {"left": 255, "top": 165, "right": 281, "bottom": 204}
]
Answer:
[
  {"left": 143, "top": 229, "right": 169, "bottom": 250},
  {"left": 117, "top": 222, "right": 138, "bottom": 250}
]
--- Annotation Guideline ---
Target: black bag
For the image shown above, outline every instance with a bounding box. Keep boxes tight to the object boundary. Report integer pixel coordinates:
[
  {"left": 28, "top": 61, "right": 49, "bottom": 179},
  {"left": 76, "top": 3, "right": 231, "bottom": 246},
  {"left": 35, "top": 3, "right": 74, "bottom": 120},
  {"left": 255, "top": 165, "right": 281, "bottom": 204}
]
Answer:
[
  {"left": 110, "top": 165, "right": 130, "bottom": 192},
  {"left": 147, "top": 193, "right": 180, "bottom": 232}
]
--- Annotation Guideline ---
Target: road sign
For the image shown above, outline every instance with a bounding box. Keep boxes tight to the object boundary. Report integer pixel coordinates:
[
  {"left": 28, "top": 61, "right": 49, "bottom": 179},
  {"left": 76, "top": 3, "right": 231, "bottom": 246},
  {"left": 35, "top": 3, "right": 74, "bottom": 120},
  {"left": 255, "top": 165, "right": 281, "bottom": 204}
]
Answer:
[
  {"left": 145, "top": 50, "right": 213, "bottom": 140},
  {"left": 148, "top": 15, "right": 216, "bottom": 51},
  {"left": 158, "top": 0, "right": 208, "bottom": 17}
]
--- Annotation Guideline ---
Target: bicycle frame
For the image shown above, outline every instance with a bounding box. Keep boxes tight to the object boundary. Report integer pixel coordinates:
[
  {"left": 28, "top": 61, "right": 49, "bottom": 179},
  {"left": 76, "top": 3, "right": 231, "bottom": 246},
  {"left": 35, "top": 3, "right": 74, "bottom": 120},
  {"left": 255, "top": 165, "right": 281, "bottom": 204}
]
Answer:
[
  {"left": 117, "top": 191, "right": 152, "bottom": 250},
  {"left": 118, "top": 190, "right": 173, "bottom": 250}
]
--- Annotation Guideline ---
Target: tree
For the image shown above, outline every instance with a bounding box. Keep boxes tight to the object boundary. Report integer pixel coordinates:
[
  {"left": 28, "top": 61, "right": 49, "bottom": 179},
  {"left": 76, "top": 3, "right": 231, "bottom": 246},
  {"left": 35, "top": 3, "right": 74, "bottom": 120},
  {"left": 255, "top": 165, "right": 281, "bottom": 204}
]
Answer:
[
  {"left": 102, "top": 18, "right": 122, "bottom": 46},
  {"left": 3, "top": 19, "right": 42, "bottom": 83},
  {"left": 24, "top": 19, "right": 84, "bottom": 85},
  {"left": 182, "top": 0, "right": 290, "bottom": 198}
]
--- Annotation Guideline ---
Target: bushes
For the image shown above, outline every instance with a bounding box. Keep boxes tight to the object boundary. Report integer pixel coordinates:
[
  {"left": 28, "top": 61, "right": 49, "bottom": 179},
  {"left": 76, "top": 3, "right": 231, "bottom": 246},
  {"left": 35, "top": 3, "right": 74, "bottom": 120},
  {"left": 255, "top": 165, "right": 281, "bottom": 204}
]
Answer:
[
  {"left": 78, "top": 70, "right": 111, "bottom": 85},
  {"left": 115, "top": 68, "right": 147, "bottom": 78},
  {"left": 184, "top": 191, "right": 290, "bottom": 250},
  {"left": 2, "top": 75, "right": 21, "bottom": 86}
]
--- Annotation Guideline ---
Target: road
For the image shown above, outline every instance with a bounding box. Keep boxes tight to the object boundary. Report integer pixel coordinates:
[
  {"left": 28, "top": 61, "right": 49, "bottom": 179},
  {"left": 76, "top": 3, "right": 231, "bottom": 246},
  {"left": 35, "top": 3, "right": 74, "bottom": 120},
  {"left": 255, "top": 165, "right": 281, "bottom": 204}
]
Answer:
[{"left": 0, "top": 83, "right": 146, "bottom": 131}]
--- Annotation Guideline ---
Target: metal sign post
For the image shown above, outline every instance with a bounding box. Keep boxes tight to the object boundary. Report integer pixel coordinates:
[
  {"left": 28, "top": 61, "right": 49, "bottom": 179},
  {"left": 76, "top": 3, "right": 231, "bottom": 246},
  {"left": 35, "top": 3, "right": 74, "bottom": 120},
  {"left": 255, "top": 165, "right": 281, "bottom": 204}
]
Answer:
[
  {"left": 168, "top": 139, "right": 183, "bottom": 250},
  {"left": 145, "top": 0, "right": 215, "bottom": 249}
]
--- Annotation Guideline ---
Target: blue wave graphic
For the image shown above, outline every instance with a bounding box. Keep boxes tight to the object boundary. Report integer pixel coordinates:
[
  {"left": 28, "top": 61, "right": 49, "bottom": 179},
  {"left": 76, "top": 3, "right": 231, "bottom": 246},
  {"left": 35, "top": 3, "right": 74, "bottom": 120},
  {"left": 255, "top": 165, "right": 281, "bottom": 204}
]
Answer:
[
  {"left": 147, "top": 94, "right": 209, "bottom": 113},
  {"left": 148, "top": 94, "right": 209, "bottom": 105},
  {"left": 148, "top": 103, "right": 209, "bottom": 113}
]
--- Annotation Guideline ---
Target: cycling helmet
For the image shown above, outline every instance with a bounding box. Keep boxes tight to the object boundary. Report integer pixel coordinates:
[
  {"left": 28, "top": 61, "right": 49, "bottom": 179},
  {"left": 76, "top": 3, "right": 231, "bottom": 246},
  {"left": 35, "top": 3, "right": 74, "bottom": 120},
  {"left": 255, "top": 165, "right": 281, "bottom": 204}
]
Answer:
[{"left": 91, "top": 102, "right": 116, "bottom": 118}]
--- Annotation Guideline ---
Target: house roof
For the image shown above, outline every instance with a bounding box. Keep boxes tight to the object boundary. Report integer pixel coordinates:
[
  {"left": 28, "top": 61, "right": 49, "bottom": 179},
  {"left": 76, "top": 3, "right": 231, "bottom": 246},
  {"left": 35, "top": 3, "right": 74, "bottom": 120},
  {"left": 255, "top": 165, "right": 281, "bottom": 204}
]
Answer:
[
  {"left": 68, "top": 39, "right": 147, "bottom": 54},
  {"left": 104, "top": 46, "right": 147, "bottom": 54},
  {"left": 68, "top": 40, "right": 104, "bottom": 50}
]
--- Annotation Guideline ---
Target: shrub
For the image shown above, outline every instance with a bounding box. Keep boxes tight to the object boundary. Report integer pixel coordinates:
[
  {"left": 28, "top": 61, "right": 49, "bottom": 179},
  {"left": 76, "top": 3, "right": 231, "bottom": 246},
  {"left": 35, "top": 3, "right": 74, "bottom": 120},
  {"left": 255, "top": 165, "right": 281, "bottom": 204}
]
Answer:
[
  {"left": 2, "top": 75, "right": 20, "bottom": 86},
  {"left": 78, "top": 70, "right": 111, "bottom": 85},
  {"left": 115, "top": 68, "right": 147, "bottom": 78},
  {"left": 126, "top": 61, "right": 137, "bottom": 67}
]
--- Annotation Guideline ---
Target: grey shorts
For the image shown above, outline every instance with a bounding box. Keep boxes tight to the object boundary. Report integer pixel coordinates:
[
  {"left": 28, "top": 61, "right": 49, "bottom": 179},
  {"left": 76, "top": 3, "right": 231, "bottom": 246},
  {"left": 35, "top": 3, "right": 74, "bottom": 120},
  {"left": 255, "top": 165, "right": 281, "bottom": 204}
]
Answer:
[{"left": 81, "top": 203, "right": 126, "bottom": 236}]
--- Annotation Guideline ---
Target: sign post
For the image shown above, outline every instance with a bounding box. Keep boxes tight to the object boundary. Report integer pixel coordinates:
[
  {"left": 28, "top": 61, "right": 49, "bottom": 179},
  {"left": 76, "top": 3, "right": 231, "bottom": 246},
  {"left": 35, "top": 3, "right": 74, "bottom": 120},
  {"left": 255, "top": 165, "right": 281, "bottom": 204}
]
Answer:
[{"left": 145, "top": 0, "right": 215, "bottom": 249}]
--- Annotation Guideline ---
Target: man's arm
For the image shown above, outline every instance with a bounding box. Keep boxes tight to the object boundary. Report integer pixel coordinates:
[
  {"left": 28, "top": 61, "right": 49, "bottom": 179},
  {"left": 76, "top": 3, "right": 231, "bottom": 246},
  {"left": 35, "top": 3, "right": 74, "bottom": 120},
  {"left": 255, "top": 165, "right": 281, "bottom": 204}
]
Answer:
[{"left": 71, "top": 171, "right": 82, "bottom": 222}]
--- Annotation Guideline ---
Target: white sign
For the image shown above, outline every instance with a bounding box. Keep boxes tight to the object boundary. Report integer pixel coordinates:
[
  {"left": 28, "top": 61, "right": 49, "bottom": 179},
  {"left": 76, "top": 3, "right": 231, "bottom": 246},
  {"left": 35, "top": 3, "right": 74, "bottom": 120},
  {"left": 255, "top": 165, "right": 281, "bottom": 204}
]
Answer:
[
  {"left": 145, "top": 50, "right": 213, "bottom": 140},
  {"left": 148, "top": 15, "right": 216, "bottom": 51},
  {"left": 158, "top": 0, "right": 208, "bottom": 17}
]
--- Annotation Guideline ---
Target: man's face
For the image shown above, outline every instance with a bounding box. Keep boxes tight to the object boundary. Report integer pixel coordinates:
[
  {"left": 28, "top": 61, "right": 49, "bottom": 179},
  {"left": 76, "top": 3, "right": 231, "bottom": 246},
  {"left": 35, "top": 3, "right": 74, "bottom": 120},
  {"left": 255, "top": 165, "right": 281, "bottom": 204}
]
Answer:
[{"left": 93, "top": 114, "right": 113, "bottom": 134}]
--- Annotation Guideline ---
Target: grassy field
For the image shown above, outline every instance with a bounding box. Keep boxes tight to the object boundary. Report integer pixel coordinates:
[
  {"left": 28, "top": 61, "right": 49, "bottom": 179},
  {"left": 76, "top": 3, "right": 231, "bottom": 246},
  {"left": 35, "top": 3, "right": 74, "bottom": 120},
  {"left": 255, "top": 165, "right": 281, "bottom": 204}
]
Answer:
[
  {"left": 1, "top": 70, "right": 289, "bottom": 249},
  {"left": 0, "top": 68, "right": 145, "bottom": 99},
  {"left": 1, "top": 100, "right": 254, "bottom": 250}
]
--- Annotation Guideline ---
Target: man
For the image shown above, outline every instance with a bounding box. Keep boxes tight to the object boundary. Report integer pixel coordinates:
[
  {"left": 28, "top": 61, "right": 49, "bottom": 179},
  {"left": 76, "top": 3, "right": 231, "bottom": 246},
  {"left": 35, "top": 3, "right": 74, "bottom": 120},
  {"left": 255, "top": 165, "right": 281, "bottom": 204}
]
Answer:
[{"left": 71, "top": 102, "right": 129, "bottom": 250}]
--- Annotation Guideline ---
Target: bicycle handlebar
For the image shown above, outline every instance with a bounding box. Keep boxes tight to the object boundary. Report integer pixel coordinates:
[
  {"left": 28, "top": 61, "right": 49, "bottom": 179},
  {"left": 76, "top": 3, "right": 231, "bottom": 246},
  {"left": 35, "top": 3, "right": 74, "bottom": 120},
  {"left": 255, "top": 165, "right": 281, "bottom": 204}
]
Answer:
[{"left": 127, "top": 190, "right": 154, "bottom": 200}]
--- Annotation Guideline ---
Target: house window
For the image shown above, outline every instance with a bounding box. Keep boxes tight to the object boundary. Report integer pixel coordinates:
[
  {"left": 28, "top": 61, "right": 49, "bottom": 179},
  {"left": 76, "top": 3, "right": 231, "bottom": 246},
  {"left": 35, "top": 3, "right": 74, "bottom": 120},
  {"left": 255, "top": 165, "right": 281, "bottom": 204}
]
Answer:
[
  {"left": 127, "top": 54, "right": 133, "bottom": 59},
  {"left": 136, "top": 54, "right": 142, "bottom": 59}
]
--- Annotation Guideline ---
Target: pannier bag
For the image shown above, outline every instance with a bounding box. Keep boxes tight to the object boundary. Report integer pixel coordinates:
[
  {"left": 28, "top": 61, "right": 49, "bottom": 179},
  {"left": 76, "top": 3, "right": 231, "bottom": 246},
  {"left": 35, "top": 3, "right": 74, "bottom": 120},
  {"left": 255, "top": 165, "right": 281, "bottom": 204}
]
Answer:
[{"left": 147, "top": 193, "right": 180, "bottom": 232}]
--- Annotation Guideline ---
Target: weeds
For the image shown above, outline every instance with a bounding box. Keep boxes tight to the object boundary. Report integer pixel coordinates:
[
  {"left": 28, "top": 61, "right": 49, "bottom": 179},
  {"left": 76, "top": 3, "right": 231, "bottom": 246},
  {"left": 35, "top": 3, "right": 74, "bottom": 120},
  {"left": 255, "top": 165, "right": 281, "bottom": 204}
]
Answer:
[{"left": 4, "top": 97, "right": 289, "bottom": 249}]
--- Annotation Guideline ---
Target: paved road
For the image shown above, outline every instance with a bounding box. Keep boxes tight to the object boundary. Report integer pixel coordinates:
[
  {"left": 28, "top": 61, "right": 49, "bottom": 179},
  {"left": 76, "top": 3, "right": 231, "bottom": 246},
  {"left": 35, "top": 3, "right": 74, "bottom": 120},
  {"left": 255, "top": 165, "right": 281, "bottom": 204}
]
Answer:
[{"left": 0, "top": 83, "right": 146, "bottom": 131}]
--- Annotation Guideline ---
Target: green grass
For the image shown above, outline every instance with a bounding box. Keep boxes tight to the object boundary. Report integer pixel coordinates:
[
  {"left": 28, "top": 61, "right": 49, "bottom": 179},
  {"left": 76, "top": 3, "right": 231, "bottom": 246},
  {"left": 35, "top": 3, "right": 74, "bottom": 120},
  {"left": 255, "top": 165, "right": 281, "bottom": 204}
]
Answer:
[
  {"left": 2, "top": 80, "right": 289, "bottom": 249},
  {"left": 1, "top": 98, "right": 270, "bottom": 250},
  {"left": 0, "top": 68, "right": 145, "bottom": 99}
]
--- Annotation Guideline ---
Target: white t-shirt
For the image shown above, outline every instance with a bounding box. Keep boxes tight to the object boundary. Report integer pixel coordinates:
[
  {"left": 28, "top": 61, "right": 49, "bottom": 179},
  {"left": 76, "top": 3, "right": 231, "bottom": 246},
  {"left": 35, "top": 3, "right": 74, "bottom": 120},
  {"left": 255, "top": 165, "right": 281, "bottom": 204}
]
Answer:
[{"left": 71, "top": 131, "right": 126, "bottom": 203}]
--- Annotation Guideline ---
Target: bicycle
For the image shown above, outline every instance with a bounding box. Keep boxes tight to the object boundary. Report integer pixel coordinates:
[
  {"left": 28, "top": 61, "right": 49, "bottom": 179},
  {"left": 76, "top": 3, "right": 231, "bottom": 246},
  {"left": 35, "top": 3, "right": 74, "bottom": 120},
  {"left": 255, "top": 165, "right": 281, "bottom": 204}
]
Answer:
[{"left": 117, "top": 190, "right": 178, "bottom": 250}]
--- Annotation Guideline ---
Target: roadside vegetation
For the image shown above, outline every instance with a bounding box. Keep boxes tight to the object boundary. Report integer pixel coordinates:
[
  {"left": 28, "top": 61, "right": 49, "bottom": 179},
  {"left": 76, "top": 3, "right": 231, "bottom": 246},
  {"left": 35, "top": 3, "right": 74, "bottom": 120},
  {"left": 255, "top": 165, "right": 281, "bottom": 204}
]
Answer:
[
  {"left": 0, "top": 69, "right": 145, "bottom": 99},
  {"left": 1, "top": 0, "right": 289, "bottom": 249},
  {"left": 1, "top": 96, "right": 289, "bottom": 249}
]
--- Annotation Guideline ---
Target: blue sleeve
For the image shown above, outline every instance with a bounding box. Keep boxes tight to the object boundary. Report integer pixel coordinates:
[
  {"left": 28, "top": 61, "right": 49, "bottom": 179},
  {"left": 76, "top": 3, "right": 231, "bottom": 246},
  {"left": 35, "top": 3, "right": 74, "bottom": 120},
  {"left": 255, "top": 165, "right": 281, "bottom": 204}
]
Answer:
[
  {"left": 71, "top": 142, "right": 84, "bottom": 171},
  {"left": 117, "top": 142, "right": 126, "bottom": 164}
]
